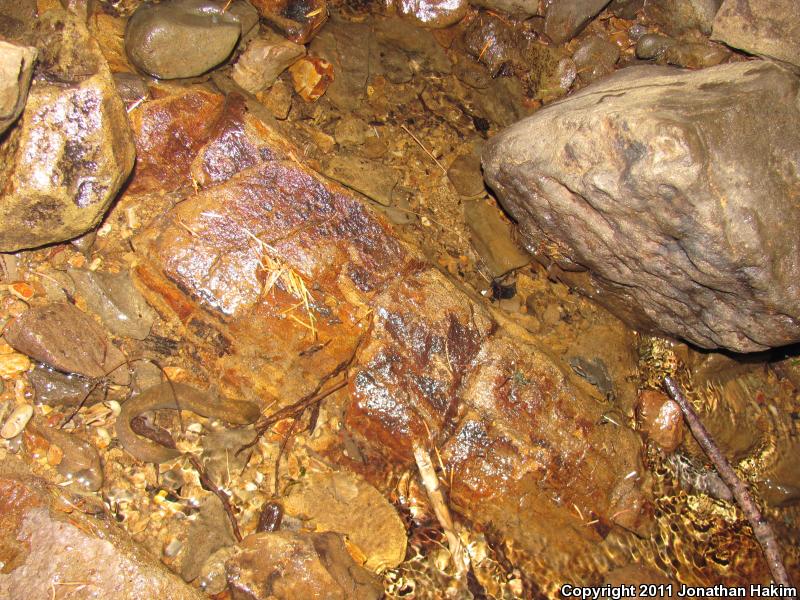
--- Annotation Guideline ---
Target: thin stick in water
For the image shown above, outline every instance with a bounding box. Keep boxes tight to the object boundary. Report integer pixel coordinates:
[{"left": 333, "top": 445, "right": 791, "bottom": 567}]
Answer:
[
  {"left": 664, "top": 376, "right": 791, "bottom": 586},
  {"left": 400, "top": 125, "right": 448, "bottom": 175}
]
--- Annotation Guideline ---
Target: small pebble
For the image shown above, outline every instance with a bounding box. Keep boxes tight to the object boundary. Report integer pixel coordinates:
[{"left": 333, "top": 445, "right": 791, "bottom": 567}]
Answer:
[{"left": 1, "top": 403, "right": 33, "bottom": 439}]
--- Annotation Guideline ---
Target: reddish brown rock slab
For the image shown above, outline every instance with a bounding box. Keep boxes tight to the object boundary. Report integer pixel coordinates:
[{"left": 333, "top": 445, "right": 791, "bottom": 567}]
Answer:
[
  {"left": 346, "top": 268, "right": 496, "bottom": 461},
  {"left": 126, "top": 86, "right": 226, "bottom": 195},
  {"left": 0, "top": 455, "right": 205, "bottom": 600},
  {"left": 134, "top": 96, "right": 415, "bottom": 405},
  {"left": 130, "top": 87, "right": 649, "bottom": 566},
  {"left": 448, "top": 333, "right": 649, "bottom": 541}
]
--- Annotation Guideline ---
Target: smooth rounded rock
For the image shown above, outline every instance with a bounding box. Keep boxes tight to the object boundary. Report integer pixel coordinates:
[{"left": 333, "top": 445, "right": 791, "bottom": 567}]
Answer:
[
  {"left": 635, "top": 33, "right": 678, "bottom": 60},
  {"left": 573, "top": 34, "right": 619, "bottom": 83},
  {"left": 393, "top": 0, "right": 468, "bottom": 28},
  {"left": 545, "top": 0, "right": 613, "bottom": 44},
  {"left": 125, "top": 0, "right": 243, "bottom": 79}
]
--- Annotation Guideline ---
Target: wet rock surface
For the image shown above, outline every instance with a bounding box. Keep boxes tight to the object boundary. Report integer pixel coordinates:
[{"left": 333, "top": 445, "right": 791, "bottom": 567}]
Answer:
[
  {"left": 484, "top": 61, "right": 800, "bottom": 353},
  {"left": 130, "top": 85, "right": 650, "bottom": 567},
  {"left": 0, "top": 40, "right": 36, "bottom": 135},
  {"left": 644, "top": 0, "right": 721, "bottom": 36},
  {"left": 249, "top": 0, "right": 328, "bottom": 44},
  {"left": 232, "top": 32, "right": 306, "bottom": 94},
  {"left": 125, "top": 0, "right": 246, "bottom": 79},
  {"left": 2, "top": 0, "right": 799, "bottom": 594},
  {"left": 464, "top": 198, "right": 530, "bottom": 277},
  {"left": 68, "top": 268, "right": 156, "bottom": 340},
  {"left": 392, "top": 0, "right": 469, "bottom": 28},
  {"left": 4, "top": 302, "right": 129, "bottom": 384},
  {"left": 282, "top": 470, "right": 408, "bottom": 570},
  {"left": 0, "top": 8, "right": 135, "bottom": 252},
  {"left": 545, "top": 0, "right": 612, "bottom": 44}
]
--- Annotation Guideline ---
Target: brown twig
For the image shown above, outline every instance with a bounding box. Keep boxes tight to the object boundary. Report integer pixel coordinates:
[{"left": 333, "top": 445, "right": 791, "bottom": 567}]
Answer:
[
  {"left": 237, "top": 377, "right": 348, "bottom": 456},
  {"left": 237, "top": 337, "right": 364, "bottom": 456},
  {"left": 274, "top": 417, "right": 299, "bottom": 496},
  {"left": 186, "top": 453, "right": 242, "bottom": 543},
  {"left": 664, "top": 376, "right": 792, "bottom": 585}
]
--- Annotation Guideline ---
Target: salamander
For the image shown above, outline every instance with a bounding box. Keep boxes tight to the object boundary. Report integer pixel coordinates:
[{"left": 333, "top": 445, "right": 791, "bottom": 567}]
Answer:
[{"left": 116, "top": 382, "right": 261, "bottom": 464}]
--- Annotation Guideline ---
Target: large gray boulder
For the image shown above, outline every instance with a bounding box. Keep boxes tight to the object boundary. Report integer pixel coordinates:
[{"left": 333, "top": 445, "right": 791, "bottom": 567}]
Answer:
[{"left": 483, "top": 62, "right": 800, "bottom": 353}]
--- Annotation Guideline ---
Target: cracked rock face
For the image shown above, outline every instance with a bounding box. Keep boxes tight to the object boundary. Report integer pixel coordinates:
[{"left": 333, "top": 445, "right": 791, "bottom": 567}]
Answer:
[
  {"left": 0, "top": 8, "right": 135, "bottom": 252},
  {"left": 483, "top": 62, "right": 800, "bottom": 353}
]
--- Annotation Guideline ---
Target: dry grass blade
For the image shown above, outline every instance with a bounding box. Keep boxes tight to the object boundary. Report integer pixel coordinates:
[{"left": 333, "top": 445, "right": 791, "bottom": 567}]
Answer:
[
  {"left": 243, "top": 227, "right": 317, "bottom": 339},
  {"left": 413, "top": 444, "right": 469, "bottom": 580},
  {"left": 400, "top": 125, "right": 447, "bottom": 175}
]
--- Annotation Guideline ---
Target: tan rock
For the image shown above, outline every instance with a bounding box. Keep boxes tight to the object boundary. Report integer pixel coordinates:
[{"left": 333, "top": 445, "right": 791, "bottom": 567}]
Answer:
[
  {"left": 226, "top": 531, "right": 383, "bottom": 600},
  {"left": 0, "top": 9, "right": 135, "bottom": 252},
  {"left": 233, "top": 33, "right": 306, "bottom": 94},
  {"left": 0, "top": 40, "right": 37, "bottom": 135},
  {"left": 637, "top": 389, "right": 683, "bottom": 453},
  {"left": 282, "top": 470, "right": 407, "bottom": 570},
  {"left": 464, "top": 198, "right": 530, "bottom": 277}
]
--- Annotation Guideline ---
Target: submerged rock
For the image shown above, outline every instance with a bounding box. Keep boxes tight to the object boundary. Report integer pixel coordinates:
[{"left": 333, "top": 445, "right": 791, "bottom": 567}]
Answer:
[
  {"left": 483, "top": 62, "right": 800, "bottom": 353},
  {"left": 0, "top": 456, "right": 205, "bottom": 599},
  {"left": 322, "top": 154, "right": 400, "bottom": 207},
  {"left": 225, "top": 531, "right": 383, "bottom": 600},
  {"left": 644, "top": 0, "right": 722, "bottom": 36},
  {"left": 635, "top": 33, "right": 678, "bottom": 60},
  {"left": 29, "top": 364, "right": 105, "bottom": 407},
  {"left": 282, "top": 470, "right": 407, "bottom": 571},
  {"left": 712, "top": 0, "right": 800, "bottom": 70},
  {"left": 0, "top": 40, "right": 37, "bottom": 135},
  {"left": 125, "top": 0, "right": 246, "bottom": 79},
  {"left": 662, "top": 40, "right": 730, "bottom": 68},
  {"left": 0, "top": 9, "right": 135, "bottom": 252},
  {"left": 68, "top": 268, "right": 156, "bottom": 340},
  {"left": 3, "top": 302, "right": 129, "bottom": 384},
  {"left": 464, "top": 198, "right": 531, "bottom": 277},
  {"left": 573, "top": 34, "right": 619, "bottom": 83},
  {"left": 472, "top": 0, "right": 542, "bottom": 17},
  {"left": 249, "top": 0, "right": 328, "bottom": 44}
]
